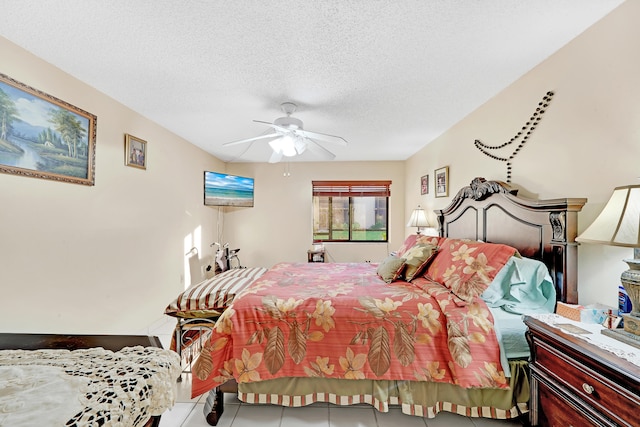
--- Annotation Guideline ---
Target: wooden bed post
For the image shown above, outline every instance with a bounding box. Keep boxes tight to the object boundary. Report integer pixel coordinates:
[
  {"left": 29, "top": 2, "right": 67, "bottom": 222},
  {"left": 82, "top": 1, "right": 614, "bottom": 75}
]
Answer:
[{"left": 548, "top": 198, "right": 586, "bottom": 304}]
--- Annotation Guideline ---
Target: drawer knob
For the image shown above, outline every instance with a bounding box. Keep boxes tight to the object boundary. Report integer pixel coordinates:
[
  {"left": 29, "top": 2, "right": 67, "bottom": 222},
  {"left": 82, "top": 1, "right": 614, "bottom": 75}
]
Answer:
[{"left": 582, "top": 383, "right": 594, "bottom": 394}]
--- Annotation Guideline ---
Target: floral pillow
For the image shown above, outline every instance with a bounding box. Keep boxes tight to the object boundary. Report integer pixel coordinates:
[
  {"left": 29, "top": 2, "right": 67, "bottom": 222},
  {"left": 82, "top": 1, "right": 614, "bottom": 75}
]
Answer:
[
  {"left": 396, "top": 234, "right": 439, "bottom": 258},
  {"left": 403, "top": 243, "right": 439, "bottom": 281},
  {"left": 376, "top": 255, "right": 407, "bottom": 283},
  {"left": 425, "top": 238, "right": 518, "bottom": 301}
]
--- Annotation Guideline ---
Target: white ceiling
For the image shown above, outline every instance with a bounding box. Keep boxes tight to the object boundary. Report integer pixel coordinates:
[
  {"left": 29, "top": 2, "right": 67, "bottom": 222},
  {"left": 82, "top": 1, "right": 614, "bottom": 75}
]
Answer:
[{"left": 0, "top": 1, "right": 625, "bottom": 163}]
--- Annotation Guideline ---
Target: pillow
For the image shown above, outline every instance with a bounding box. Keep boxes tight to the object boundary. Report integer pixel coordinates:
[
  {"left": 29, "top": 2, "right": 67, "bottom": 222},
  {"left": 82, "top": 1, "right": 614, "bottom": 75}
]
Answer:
[
  {"left": 480, "top": 256, "right": 517, "bottom": 306},
  {"left": 425, "top": 238, "right": 518, "bottom": 301},
  {"left": 481, "top": 256, "right": 556, "bottom": 314},
  {"left": 403, "top": 243, "right": 439, "bottom": 281},
  {"left": 164, "top": 267, "right": 267, "bottom": 318},
  {"left": 396, "top": 234, "right": 439, "bottom": 258},
  {"left": 376, "top": 255, "right": 407, "bottom": 283}
]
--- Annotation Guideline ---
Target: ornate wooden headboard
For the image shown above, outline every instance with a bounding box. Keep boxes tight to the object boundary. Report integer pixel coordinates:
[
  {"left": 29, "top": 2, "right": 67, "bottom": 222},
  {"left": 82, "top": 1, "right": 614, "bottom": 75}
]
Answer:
[{"left": 435, "top": 178, "right": 586, "bottom": 304}]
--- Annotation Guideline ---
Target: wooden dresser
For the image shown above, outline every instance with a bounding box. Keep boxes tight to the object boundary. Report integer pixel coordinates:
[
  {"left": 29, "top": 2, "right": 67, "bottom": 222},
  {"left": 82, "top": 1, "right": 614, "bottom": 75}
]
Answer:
[{"left": 524, "top": 316, "right": 640, "bottom": 427}]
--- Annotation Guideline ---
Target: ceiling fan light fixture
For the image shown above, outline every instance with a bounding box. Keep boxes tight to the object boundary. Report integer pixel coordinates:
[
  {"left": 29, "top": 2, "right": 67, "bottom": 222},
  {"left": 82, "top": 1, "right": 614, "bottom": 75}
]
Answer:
[
  {"left": 268, "top": 137, "right": 283, "bottom": 154},
  {"left": 270, "top": 134, "right": 297, "bottom": 157},
  {"left": 294, "top": 135, "right": 307, "bottom": 154},
  {"left": 223, "top": 101, "right": 346, "bottom": 162}
]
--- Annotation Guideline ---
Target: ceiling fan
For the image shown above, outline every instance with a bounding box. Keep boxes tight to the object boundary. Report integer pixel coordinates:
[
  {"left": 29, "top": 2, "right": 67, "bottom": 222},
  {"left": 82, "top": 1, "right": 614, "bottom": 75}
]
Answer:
[{"left": 222, "top": 102, "right": 348, "bottom": 163}]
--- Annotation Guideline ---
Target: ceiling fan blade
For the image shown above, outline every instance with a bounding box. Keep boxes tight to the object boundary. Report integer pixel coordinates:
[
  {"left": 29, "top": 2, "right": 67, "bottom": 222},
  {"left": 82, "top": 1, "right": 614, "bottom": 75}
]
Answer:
[
  {"left": 244, "top": 109, "right": 343, "bottom": 162},
  {"left": 306, "top": 139, "right": 336, "bottom": 161},
  {"left": 294, "top": 136, "right": 307, "bottom": 154},
  {"left": 268, "top": 149, "right": 284, "bottom": 163},
  {"left": 222, "top": 132, "right": 278, "bottom": 147},
  {"left": 253, "top": 120, "right": 290, "bottom": 133},
  {"left": 297, "top": 129, "right": 347, "bottom": 146}
]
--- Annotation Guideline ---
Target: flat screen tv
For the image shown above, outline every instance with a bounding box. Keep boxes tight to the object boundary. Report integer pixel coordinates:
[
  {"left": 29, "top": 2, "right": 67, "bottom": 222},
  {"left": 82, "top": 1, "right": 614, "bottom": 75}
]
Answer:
[{"left": 204, "top": 171, "right": 254, "bottom": 207}]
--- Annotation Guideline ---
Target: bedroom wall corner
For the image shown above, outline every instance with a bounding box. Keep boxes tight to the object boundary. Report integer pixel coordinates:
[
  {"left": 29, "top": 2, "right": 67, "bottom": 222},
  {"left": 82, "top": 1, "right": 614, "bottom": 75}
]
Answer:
[
  {"left": 0, "top": 36, "right": 226, "bottom": 334},
  {"left": 404, "top": 0, "right": 639, "bottom": 308}
]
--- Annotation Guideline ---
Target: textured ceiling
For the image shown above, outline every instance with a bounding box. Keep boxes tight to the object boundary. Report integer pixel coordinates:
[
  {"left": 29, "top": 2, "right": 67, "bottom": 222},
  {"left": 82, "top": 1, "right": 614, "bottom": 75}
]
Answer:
[{"left": 0, "top": 1, "right": 625, "bottom": 163}]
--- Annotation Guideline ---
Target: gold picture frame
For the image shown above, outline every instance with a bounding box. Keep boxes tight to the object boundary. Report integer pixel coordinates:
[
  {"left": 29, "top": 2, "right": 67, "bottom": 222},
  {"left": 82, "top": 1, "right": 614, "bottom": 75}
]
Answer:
[
  {"left": 124, "top": 134, "right": 147, "bottom": 169},
  {"left": 421, "top": 174, "right": 429, "bottom": 195},
  {"left": 0, "top": 73, "right": 97, "bottom": 186},
  {"left": 435, "top": 166, "right": 449, "bottom": 198}
]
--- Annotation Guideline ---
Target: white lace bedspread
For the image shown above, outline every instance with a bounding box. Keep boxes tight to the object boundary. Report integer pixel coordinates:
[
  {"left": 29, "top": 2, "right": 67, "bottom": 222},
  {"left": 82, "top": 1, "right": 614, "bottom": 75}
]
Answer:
[{"left": 0, "top": 346, "right": 181, "bottom": 427}]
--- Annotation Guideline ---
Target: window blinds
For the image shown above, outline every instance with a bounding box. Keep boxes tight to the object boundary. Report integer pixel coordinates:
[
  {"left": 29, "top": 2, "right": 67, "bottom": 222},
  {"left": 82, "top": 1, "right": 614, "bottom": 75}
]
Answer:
[{"left": 312, "top": 180, "right": 391, "bottom": 197}]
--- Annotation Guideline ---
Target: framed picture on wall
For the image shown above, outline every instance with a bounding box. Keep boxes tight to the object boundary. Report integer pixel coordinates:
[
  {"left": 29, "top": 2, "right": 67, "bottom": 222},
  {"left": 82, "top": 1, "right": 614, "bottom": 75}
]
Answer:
[
  {"left": 0, "top": 72, "right": 97, "bottom": 186},
  {"left": 435, "top": 166, "right": 449, "bottom": 198},
  {"left": 420, "top": 174, "right": 429, "bottom": 195},
  {"left": 124, "top": 133, "right": 147, "bottom": 169}
]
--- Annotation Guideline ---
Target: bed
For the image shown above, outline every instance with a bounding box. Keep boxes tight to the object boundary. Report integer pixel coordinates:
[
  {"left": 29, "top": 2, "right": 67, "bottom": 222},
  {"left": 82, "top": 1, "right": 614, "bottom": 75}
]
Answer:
[
  {"left": 177, "top": 177, "right": 586, "bottom": 425},
  {"left": 0, "top": 333, "right": 181, "bottom": 427}
]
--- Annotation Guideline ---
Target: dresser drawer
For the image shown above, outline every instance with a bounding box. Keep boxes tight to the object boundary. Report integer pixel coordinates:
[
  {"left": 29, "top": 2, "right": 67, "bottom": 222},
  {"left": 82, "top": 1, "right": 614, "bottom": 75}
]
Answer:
[
  {"left": 537, "top": 381, "right": 604, "bottom": 427},
  {"left": 535, "top": 340, "right": 638, "bottom": 426}
]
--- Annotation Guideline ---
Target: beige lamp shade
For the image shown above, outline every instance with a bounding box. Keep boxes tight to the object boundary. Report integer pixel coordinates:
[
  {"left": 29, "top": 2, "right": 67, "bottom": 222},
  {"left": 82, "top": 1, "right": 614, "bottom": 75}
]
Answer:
[
  {"left": 407, "top": 205, "right": 430, "bottom": 234},
  {"left": 576, "top": 185, "right": 640, "bottom": 247}
]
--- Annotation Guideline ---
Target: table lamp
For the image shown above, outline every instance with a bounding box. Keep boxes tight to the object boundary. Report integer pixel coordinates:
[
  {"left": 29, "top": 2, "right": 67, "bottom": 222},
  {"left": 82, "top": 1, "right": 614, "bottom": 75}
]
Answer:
[
  {"left": 576, "top": 185, "right": 640, "bottom": 348},
  {"left": 407, "top": 205, "right": 430, "bottom": 235}
]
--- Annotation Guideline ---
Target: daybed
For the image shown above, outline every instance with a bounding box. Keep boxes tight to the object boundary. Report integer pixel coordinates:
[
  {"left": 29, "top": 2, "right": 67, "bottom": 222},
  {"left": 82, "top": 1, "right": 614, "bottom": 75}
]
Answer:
[
  {"left": 0, "top": 333, "right": 181, "bottom": 427},
  {"left": 168, "top": 178, "right": 586, "bottom": 426}
]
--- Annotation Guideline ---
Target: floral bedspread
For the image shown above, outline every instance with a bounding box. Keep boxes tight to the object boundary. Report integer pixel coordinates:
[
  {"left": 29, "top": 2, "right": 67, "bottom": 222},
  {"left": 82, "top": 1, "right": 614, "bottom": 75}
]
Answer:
[{"left": 191, "top": 261, "right": 509, "bottom": 398}]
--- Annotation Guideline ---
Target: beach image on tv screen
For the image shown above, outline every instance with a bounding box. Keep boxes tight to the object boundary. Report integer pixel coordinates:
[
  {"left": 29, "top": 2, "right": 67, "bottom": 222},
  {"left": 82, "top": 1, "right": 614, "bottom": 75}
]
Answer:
[{"left": 205, "top": 172, "right": 254, "bottom": 207}]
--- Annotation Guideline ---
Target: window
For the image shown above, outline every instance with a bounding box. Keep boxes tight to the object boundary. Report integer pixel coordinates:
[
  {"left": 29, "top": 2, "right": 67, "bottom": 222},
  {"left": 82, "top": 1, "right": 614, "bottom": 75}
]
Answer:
[{"left": 312, "top": 180, "right": 391, "bottom": 242}]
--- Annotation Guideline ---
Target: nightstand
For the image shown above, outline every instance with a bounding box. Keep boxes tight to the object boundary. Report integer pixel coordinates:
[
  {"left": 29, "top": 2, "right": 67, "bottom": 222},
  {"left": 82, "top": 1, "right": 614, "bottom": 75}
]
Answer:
[
  {"left": 307, "top": 249, "right": 325, "bottom": 263},
  {"left": 524, "top": 316, "right": 640, "bottom": 427}
]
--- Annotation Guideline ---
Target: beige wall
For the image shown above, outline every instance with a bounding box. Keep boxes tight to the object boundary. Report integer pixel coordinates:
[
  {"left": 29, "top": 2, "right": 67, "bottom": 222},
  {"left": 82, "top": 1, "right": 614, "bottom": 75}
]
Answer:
[
  {"left": 224, "top": 161, "right": 405, "bottom": 268},
  {"left": 0, "top": 37, "right": 225, "bottom": 334},
  {"left": 405, "top": 0, "right": 639, "bottom": 308},
  {"left": 1, "top": 0, "right": 637, "bottom": 334}
]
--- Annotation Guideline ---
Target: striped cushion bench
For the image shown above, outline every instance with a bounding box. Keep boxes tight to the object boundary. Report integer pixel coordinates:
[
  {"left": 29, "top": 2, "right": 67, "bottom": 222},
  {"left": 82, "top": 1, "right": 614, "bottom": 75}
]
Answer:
[
  {"left": 165, "top": 267, "right": 267, "bottom": 319},
  {"left": 165, "top": 267, "right": 267, "bottom": 373}
]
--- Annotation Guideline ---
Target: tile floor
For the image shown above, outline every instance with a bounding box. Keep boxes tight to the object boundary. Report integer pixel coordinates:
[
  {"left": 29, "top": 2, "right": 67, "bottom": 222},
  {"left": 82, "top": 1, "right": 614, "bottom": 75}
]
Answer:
[{"left": 143, "top": 316, "right": 524, "bottom": 427}]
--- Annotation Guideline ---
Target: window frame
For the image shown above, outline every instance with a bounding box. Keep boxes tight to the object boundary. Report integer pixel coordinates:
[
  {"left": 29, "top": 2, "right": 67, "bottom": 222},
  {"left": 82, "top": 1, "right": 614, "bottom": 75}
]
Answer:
[{"left": 312, "top": 180, "right": 391, "bottom": 243}]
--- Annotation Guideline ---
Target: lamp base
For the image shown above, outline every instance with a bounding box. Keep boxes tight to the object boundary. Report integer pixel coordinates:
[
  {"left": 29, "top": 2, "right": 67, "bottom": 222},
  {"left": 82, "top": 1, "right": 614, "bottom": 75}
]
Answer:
[
  {"left": 601, "top": 313, "right": 640, "bottom": 349},
  {"left": 622, "top": 312, "right": 640, "bottom": 334}
]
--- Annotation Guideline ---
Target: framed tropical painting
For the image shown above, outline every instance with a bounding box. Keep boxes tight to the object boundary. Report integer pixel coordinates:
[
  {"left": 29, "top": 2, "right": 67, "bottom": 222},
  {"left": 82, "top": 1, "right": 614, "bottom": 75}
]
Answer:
[{"left": 0, "top": 73, "right": 97, "bottom": 185}]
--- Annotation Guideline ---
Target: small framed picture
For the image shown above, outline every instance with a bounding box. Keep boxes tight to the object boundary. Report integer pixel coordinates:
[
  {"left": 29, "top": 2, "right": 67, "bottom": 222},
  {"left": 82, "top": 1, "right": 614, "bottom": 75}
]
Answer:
[
  {"left": 420, "top": 175, "right": 429, "bottom": 195},
  {"left": 434, "top": 166, "right": 449, "bottom": 198},
  {"left": 125, "top": 134, "right": 147, "bottom": 169}
]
